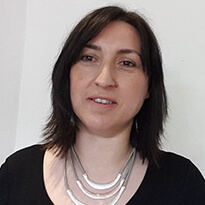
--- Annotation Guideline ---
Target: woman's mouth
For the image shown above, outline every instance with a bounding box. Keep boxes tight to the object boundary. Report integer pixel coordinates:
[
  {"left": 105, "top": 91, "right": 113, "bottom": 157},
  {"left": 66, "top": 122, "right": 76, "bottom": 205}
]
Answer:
[{"left": 90, "top": 97, "right": 117, "bottom": 105}]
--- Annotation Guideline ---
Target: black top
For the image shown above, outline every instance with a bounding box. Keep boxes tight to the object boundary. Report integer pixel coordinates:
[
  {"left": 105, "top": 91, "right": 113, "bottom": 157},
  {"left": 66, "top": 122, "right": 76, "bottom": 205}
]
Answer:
[{"left": 0, "top": 145, "right": 205, "bottom": 205}]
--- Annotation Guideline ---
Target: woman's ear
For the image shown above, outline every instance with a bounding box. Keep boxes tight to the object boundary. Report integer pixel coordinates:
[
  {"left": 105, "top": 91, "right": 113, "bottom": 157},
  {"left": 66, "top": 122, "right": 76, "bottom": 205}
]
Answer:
[{"left": 145, "top": 92, "right": 149, "bottom": 99}]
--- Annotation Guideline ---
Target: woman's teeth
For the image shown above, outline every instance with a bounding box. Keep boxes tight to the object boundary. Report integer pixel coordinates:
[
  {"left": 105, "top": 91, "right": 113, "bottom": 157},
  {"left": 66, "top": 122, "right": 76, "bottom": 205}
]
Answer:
[{"left": 93, "top": 98, "right": 113, "bottom": 104}]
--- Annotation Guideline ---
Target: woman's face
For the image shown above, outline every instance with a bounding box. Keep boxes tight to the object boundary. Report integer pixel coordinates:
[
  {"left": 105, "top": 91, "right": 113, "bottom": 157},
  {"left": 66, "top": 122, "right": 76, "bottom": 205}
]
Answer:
[{"left": 70, "top": 21, "right": 149, "bottom": 136}]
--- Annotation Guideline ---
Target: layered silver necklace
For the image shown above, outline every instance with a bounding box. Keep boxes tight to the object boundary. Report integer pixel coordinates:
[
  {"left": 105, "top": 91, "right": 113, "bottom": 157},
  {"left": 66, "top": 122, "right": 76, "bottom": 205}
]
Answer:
[{"left": 64, "top": 146, "right": 136, "bottom": 205}]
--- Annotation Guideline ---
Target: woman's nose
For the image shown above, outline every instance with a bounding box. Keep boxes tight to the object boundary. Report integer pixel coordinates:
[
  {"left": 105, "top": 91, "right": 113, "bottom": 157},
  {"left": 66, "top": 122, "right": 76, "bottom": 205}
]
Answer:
[{"left": 95, "top": 64, "right": 118, "bottom": 88}]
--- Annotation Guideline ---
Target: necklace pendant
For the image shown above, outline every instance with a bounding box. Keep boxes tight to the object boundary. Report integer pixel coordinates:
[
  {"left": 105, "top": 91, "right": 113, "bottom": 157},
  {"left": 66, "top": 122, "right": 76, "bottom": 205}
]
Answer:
[{"left": 83, "top": 173, "right": 122, "bottom": 190}]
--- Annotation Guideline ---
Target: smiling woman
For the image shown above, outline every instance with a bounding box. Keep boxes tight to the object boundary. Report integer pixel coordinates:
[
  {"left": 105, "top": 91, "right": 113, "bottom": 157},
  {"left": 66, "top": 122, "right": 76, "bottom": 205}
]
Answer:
[{"left": 1, "top": 5, "right": 205, "bottom": 205}]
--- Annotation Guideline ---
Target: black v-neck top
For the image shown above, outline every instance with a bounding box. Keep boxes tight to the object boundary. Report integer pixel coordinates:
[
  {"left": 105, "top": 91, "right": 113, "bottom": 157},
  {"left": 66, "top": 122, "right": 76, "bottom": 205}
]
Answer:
[{"left": 1, "top": 145, "right": 205, "bottom": 205}]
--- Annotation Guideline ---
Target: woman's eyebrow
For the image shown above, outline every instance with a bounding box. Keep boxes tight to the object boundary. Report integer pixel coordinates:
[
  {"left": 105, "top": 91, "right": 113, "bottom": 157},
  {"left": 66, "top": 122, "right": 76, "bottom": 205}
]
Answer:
[
  {"left": 84, "top": 44, "right": 141, "bottom": 57},
  {"left": 85, "top": 44, "right": 101, "bottom": 51},
  {"left": 117, "top": 49, "right": 141, "bottom": 57}
]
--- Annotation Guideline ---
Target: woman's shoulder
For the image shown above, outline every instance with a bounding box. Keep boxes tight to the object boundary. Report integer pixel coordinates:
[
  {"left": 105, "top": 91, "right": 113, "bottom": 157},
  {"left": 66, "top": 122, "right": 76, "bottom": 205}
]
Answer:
[
  {"left": 3, "top": 144, "right": 45, "bottom": 170},
  {"left": 159, "top": 151, "right": 202, "bottom": 173},
  {"left": 157, "top": 151, "right": 204, "bottom": 179},
  {"left": 0, "top": 144, "right": 50, "bottom": 204},
  {"left": 159, "top": 151, "right": 193, "bottom": 167},
  {"left": 10, "top": 144, "right": 43, "bottom": 154},
  {"left": 156, "top": 151, "right": 205, "bottom": 195},
  {"left": 131, "top": 151, "right": 205, "bottom": 204}
]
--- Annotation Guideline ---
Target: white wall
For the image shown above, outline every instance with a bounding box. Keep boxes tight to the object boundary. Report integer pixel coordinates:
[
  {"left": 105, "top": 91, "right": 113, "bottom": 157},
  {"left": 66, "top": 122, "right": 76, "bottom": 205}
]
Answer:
[
  {"left": 1, "top": 0, "right": 205, "bottom": 176},
  {"left": 0, "top": 0, "right": 27, "bottom": 164}
]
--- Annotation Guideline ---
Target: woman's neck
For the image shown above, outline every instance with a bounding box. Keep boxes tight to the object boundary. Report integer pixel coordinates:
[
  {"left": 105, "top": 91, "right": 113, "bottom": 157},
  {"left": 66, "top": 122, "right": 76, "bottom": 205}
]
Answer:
[{"left": 74, "top": 128, "right": 133, "bottom": 183}]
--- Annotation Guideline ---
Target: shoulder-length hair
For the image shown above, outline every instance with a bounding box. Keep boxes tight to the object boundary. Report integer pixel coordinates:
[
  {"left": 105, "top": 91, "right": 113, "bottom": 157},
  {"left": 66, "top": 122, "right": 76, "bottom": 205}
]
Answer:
[{"left": 43, "top": 6, "right": 167, "bottom": 166}]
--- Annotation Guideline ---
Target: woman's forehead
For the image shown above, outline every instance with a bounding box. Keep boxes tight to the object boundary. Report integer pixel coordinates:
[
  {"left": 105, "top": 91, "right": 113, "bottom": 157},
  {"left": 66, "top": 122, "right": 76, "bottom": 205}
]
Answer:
[{"left": 85, "top": 21, "right": 141, "bottom": 52}]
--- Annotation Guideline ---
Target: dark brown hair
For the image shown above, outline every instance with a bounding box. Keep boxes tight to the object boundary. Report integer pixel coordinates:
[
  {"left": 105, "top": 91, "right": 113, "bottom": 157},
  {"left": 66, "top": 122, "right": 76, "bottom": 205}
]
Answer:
[{"left": 43, "top": 6, "right": 167, "bottom": 165}]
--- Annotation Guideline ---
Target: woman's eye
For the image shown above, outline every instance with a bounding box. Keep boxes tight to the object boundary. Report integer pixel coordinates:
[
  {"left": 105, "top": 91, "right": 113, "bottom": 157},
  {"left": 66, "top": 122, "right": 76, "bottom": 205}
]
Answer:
[
  {"left": 80, "top": 55, "right": 94, "bottom": 62},
  {"left": 122, "top": 61, "right": 136, "bottom": 67}
]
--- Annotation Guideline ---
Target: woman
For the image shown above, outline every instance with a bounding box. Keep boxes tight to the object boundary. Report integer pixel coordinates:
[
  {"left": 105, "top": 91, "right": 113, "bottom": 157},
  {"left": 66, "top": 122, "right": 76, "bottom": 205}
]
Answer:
[{"left": 1, "top": 6, "right": 205, "bottom": 205}]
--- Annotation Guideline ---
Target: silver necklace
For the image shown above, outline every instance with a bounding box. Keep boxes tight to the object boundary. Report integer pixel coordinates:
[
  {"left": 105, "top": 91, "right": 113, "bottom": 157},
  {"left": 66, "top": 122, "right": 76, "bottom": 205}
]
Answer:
[
  {"left": 64, "top": 147, "right": 136, "bottom": 205},
  {"left": 71, "top": 146, "right": 135, "bottom": 190},
  {"left": 70, "top": 148, "right": 135, "bottom": 200}
]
